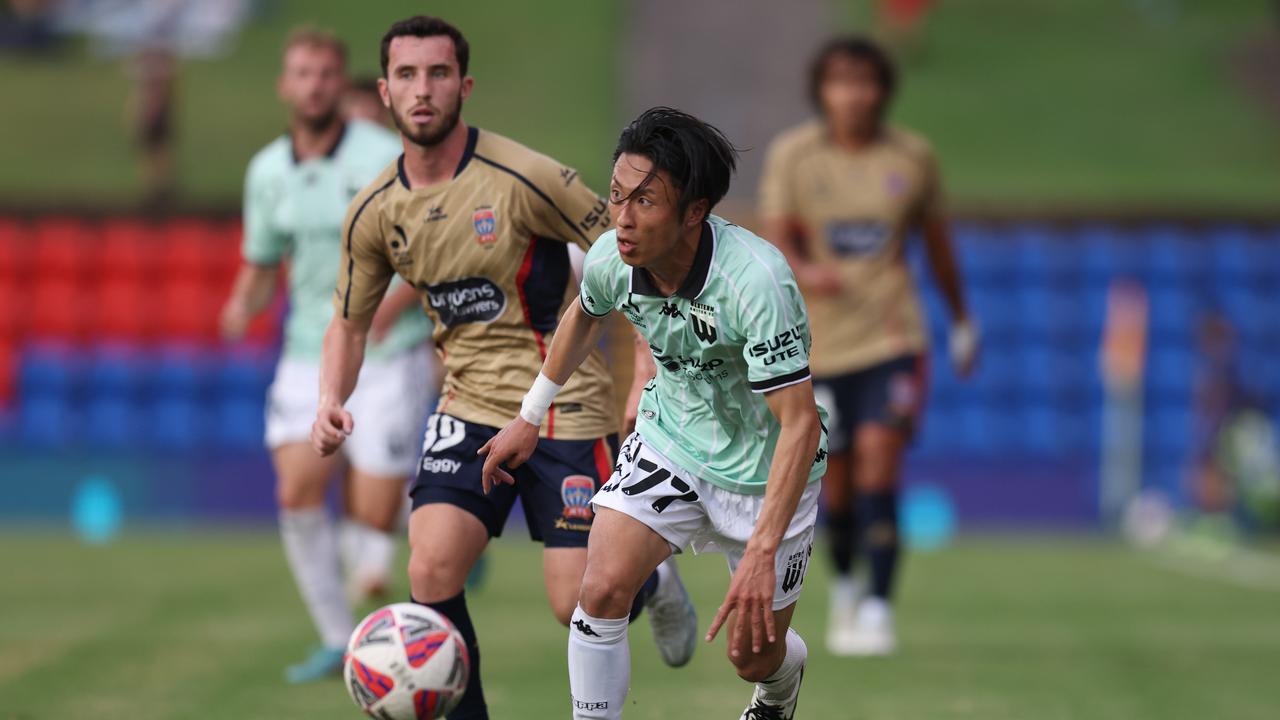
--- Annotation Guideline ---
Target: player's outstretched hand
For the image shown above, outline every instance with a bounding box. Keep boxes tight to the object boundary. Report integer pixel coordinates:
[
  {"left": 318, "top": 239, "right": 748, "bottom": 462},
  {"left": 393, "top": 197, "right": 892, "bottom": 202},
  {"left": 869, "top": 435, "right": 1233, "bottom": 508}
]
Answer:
[
  {"left": 476, "top": 418, "right": 540, "bottom": 494},
  {"left": 311, "top": 402, "right": 353, "bottom": 456},
  {"left": 706, "top": 547, "right": 777, "bottom": 656}
]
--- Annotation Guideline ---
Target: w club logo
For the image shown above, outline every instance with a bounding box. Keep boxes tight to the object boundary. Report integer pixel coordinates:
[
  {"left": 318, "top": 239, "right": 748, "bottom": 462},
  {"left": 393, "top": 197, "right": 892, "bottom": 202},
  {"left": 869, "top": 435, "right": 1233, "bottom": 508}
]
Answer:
[{"left": 689, "top": 302, "right": 717, "bottom": 344}]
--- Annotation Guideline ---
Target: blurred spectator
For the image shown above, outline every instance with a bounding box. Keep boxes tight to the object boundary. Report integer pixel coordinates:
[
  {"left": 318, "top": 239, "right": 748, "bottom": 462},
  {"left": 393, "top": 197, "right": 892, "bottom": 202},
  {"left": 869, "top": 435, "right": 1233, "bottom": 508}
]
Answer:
[
  {"left": 342, "top": 75, "right": 392, "bottom": 128},
  {"left": 0, "top": 0, "right": 58, "bottom": 53},
  {"left": 54, "top": 0, "right": 254, "bottom": 209}
]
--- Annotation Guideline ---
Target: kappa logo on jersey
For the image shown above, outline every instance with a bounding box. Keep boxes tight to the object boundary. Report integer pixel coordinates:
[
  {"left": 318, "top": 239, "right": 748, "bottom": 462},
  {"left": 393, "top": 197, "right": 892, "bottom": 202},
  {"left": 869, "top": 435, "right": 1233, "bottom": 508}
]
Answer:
[
  {"left": 659, "top": 301, "right": 684, "bottom": 319},
  {"left": 472, "top": 206, "right": 497, "bottom": 246},
  {"left": 689, "top": 301, "right": 718, "bottom": 344},
  {"left": 425, "top": 277, "right": 506, "bottom": 327},
  {"left": 561, "top": 475, "right": 596, "bottom": 521},
  {"left": 426, "top": 205, "right": 448, "bottom": 222},
  {"left": 780, "top": 544, "right": 812, "bottom": 593}
]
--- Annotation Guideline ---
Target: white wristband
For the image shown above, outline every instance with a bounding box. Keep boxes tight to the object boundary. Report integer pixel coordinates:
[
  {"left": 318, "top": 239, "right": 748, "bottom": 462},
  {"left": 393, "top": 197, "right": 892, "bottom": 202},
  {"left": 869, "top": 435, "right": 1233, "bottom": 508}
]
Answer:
[{"left": 519, "top": 372, "right": 564, "bottom": 426}]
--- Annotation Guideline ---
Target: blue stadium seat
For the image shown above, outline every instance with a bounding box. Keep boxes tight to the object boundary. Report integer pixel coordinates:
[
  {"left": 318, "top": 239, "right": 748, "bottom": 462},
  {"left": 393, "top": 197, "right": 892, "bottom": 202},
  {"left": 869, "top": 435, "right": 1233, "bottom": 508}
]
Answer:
[
  {"left": 19, "top": 393, "right": 77, "bottom": 448},
  {"left": 1218, "top": 284, "right": 1272, "bottom": 346},
  {"left": 147, "top": 396, "right": 203, "bottom": 451},
  {"left": 970, "top": 285, "right": 1020, "bottom": 341},
  {"left": 215, "top": 396, "right": 266, "bottom": 450},
  {"left": 19, "top": 343, "right": 81, "bottom": 399},
  {"left": 1146, "top": 346, "right": 1196, "bottom": 403},
  {"left": 216, "top": 348, "right": 276, "bottom": 402},
  {"left": 1208, "top": 225, "right": 1263, "bottom": 283},
  {"left": 86, "top": 345, "right": 146, "bottom": 401},
  {"left": 1013, "top": 224, "right": 1081, "bottom": 284},
  {"left": 1146, "top": 403, "right": 1195, "bottom": 458},
  {"left": 971, "top": 347, "right": 1019, "bottom": 400},
  {"left": 954, "top": 224, "right": 1014, "bottom": 284},
  {"left": 1147, "top": 284, "right": 1200, "bottom": 343},
  {"left": 1144, "top": 224, "right": 1206, "bottom": 285},
  {"left": 84, "top": 396, "right": 141, "bottom": 449},
  {"left": 1079, "top": 224, "right": 1145, "bottom": 285},
  {"left": 149, "top": 343, "right": 217, "bottom": 401}
]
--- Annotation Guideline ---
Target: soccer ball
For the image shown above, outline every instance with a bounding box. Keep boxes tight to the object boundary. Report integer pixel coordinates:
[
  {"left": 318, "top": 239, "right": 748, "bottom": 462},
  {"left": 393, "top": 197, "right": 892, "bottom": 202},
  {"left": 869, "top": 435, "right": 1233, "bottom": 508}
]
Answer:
[{"left": 344, "top": 603, "right": 470, "bottom": 719}]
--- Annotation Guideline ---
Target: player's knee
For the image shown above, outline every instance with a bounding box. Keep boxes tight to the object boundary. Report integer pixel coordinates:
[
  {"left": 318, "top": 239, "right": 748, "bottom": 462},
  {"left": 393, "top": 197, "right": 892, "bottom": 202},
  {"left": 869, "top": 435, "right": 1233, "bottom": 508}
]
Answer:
[
  {"left": 275, "top": 479, "right": 316, "bottom": 510},
  {"left": 407, "top": 546, "right": 467, "bottom": 602},
  {"left": 577, "top": 570, "right": 635, "bottom": 619},
  {"left": 550, "top": 598, "right": 576, "bottom": 627},
  {"left": 728, "top": 649, "right": 781, "bottom": 683}
]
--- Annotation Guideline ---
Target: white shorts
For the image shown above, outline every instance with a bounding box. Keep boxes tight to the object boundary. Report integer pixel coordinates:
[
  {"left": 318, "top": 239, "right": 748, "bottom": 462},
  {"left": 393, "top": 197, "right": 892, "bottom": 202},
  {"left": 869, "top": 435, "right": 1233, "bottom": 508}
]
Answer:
[
  {"left": 265, "top": 346, "right": 435, "bottom": 478},
  {"left": 592, "top": 433, "right": 820, "bottom": 610}
]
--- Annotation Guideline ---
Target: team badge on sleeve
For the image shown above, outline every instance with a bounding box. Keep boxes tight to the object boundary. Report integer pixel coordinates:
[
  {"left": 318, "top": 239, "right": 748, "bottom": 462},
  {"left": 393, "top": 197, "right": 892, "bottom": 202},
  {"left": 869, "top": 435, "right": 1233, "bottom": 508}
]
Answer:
[
  {"left": 472, "top": 206, "right": 497, "bottom": 246},
  {"left": 561, "top": 475, "right": 596, "bottom": 520}
]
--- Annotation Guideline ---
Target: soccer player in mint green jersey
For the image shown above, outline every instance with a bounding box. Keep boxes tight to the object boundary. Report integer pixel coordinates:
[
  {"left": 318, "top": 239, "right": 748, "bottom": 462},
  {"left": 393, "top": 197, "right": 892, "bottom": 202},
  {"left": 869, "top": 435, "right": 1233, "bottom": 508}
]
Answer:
[
  {"left": 218, "top": 28, "right": 434, "bottom": 684},
  {"left": 481, "top": 108, "right": 828, "bottom": 719}
]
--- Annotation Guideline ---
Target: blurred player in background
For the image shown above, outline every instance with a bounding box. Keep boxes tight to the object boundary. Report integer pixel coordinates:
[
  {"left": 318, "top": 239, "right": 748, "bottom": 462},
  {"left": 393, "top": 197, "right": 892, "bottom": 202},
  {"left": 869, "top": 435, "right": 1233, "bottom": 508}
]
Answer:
[
  {"left": 760, "top": 36, "right": 976, "bottom": 656},
  {"left": 219, "top": 27, "right": 434, "bottom": 683},
  {"left": 482, "top": 107, "right": 827, "bottom": 720},
  {"left": 311, "top": 17, "right": 695, "bottom": 720},
  {"left": 342, "top": 75, "right": 393, "bottom": 128}
]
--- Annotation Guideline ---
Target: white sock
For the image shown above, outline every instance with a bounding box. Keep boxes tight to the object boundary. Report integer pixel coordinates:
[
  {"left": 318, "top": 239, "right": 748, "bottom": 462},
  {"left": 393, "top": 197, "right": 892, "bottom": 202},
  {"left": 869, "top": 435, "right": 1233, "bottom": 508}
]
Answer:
[
  {"left": 353, "top": 523, "right": 395, "bottom": 586},
  {"left": 567, "top": 605, "right": 629, "bottom": 720},
  {"left": 337, "top": 518, "right": 361, "bottom": 579},
  {"left": 280, "top": 508, "right": 355, "bottom": 648},
  {"left": 757, "top": 628, "right": 807, "bottom": 703}
]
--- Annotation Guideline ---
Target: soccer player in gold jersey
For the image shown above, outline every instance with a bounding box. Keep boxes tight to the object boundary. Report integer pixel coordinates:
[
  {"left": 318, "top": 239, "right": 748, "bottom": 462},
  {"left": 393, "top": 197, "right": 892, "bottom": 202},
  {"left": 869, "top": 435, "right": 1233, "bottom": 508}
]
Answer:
[
  {"left": 760, "top": 36, "right": 977, "bottom": 656},
  {"left": 310, "top": 16, "right": 696, "bottom": 718}
]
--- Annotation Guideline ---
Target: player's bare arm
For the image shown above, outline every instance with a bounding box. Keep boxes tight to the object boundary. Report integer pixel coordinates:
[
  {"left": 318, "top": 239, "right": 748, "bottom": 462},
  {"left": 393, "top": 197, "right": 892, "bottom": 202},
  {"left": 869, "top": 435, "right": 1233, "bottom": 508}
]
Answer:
[
  {"left": 705, "top": 380, "right": 821, "bottom": 654},
  {"left": 311, "top": 311, "right": 372, "bottom": 456},
  {"left": 921, "top": 211, "right": 979, "bottom": 376},
  {"left": 477, "top": 299, "right": 608, "bottom": 492},
  {"left": 219, "top": 263, "right": 278, "bottom": 340}
]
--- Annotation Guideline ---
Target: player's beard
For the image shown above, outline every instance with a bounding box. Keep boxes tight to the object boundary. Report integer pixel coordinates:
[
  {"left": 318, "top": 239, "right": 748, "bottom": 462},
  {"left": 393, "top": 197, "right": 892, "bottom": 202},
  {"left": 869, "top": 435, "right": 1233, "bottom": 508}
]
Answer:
[
  {"left": 297, "top": 106, "right": 341, "bottom": 134},
  {"left": 392, "top": 92, "right": 463, "bottom": 148}
]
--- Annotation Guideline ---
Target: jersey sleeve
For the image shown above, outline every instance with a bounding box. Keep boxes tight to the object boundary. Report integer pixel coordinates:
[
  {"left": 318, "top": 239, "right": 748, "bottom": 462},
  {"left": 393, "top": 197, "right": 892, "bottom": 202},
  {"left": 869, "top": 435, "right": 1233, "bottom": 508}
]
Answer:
[
  {"left": 739, "top": 259, "right": 813, "bottom": 393},
  {"left": 519, "top": 161, "right": 612, "bottom": 250},
  {"left": 241, "top": 160, "right": 287, "bottom": 265},
  {"left": 758, "top": 135, "right": 799, "bottom": 221},
  {"left": 577, "top": 233, "right": 619, "bottom": 318},
  {"left": 333, "top": 187, "right": 395, "bottom": 324}
]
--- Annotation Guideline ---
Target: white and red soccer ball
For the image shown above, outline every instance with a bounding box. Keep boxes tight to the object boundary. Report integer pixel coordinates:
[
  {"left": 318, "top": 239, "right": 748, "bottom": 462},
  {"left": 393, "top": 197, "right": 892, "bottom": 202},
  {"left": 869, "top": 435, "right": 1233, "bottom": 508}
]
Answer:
[{"left": 344, "top": 603, "right": 470, "bottom": 719}]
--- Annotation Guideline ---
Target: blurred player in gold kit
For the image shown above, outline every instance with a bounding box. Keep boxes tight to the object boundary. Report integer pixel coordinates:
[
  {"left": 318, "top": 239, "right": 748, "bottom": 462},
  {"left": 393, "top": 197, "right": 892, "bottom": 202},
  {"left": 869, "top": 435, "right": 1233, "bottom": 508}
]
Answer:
[{"left": 760, "top": 36, "right": 977, "bottom": 656}]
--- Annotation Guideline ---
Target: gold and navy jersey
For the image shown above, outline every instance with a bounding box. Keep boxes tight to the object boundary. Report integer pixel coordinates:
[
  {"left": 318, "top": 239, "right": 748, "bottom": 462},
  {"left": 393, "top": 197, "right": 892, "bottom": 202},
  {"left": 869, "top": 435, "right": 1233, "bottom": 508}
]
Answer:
[
  {"left": 760, "top": 121, "right": 942, "bottom": 377},
  {"left": 336, "top": 127, "right": 616, "bottom": 439}
]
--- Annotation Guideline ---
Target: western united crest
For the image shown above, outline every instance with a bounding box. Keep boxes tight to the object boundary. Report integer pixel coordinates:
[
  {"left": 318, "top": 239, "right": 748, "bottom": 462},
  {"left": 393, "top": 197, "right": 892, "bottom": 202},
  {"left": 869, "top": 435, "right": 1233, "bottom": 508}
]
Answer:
[{"left": 689, "top": 301, "right": 717, "bottom": 344}]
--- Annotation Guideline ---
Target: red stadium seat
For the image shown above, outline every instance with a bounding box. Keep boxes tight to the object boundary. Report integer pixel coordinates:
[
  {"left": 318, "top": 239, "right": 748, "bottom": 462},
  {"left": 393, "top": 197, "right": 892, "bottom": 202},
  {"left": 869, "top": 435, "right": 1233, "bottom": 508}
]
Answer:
[
  {"left": 0, "top": 341, "right": 14, "bottom": 406},
  {"left": 161, "top": 219, "right": 231, "bottom": 283},
  {"left": 90, "top": 279, "right": 154, "bottom": 342},
  {"left": 32, "top": 217, "right": 96, "bottom": 281},
  {"left": 0, "top": 281, "right": 22, "bottom": 344},
  {"left": 99, "top": 218, "right": 162, "bottom": 283},
  {"left": 29, "top": 278, "right": 89, "bottom": 342},
  {"left": 157, "top": 279, "right": 220, "bottom": 342},
  {"left": 0, "top": 218, "right": 29, "bottom": 286}
]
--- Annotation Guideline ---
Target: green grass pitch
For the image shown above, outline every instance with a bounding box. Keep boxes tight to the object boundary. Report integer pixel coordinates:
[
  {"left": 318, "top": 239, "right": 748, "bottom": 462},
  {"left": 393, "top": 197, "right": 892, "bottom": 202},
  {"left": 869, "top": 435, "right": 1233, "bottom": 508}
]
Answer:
[{"left": 2, "top": 531, "right": 1278, "bottom": 719}]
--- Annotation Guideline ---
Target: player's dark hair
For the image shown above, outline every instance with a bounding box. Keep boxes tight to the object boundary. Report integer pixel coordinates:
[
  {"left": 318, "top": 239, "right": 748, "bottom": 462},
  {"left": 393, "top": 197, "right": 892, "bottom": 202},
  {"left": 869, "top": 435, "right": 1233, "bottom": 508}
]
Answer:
[
  {"left": 808, "top": 35, "right": 897, "bottom": 111},
  {"left": 612, "top": 107, "right": 739, "bottom": 215},
  {"left": 380, "top": 15, "right": 470, "bottom": 77}
]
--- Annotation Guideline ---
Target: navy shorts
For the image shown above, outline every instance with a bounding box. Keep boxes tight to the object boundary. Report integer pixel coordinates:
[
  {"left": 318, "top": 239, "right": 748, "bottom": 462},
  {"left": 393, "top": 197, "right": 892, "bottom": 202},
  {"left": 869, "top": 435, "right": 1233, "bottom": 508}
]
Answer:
[
  {"left": 813, "top": 354, "right": 928, "bottom": 455},
  {"left": 410, "top": 413, "right": 619, "bottom": 548}
]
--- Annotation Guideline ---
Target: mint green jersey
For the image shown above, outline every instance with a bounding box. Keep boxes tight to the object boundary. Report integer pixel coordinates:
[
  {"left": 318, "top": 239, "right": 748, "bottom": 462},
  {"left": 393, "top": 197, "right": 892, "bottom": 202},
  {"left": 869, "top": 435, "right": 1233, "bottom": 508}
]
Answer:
[
  {"left": 579, "top": 215, "right": 828, "bottom": 494},
  {"left": 242, "top": 120, "right": 431, "bottom": 361}
]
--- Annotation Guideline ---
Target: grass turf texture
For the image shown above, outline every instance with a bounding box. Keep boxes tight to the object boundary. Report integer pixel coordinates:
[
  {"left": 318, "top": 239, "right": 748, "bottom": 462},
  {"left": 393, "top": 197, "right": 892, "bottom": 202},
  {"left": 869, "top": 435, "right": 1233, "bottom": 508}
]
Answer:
[
  {"left": 2, "top": 532, "right": 1278, "bottom": 719},
  {"left": 2, "top": 0, "right": 1278, "bottom": 212}
]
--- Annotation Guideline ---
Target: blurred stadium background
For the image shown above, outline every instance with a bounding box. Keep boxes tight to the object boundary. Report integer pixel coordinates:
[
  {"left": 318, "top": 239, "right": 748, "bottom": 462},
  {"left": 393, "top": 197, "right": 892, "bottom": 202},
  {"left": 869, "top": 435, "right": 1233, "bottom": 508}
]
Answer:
[{"left": 2, "top": 0, "right": 1279, "bottom": 718}]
